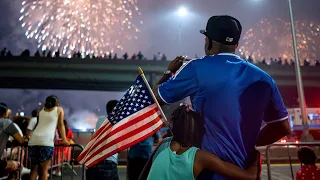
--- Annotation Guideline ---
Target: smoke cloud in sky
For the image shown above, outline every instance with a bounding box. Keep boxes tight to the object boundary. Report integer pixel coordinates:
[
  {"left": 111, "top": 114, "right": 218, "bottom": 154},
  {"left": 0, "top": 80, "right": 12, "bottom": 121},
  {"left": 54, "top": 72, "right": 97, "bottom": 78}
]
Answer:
[
  {"left": 0, "top": 88, "right": 189, "bottom": 130},
  {"left": 0, "top": 88, "right": 125, "bottom": 129}
]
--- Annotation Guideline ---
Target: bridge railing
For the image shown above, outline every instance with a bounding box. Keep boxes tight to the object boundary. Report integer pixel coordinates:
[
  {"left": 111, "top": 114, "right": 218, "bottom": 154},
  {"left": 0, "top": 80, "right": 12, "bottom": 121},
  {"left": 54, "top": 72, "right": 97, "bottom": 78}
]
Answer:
[
  {"left": 265, "top": 142, "right": 320, "bottom": 180},
  {"left": 1, "top": 143, "right": 85, "bottom": 180}
]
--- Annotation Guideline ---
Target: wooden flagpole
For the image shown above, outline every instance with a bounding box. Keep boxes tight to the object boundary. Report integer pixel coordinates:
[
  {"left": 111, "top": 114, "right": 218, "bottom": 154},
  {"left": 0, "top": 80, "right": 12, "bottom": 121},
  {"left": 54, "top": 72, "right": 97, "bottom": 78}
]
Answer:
[{"left": 138, "top": 67, "right": 170, "bottom": 126}]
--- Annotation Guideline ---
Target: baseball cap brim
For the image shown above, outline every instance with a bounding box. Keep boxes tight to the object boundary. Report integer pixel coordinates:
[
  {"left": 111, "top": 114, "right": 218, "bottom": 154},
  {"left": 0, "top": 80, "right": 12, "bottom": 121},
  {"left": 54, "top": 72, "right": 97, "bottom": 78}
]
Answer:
[{"left": 199, "top": 30, "right": 207, "bottom": 36}]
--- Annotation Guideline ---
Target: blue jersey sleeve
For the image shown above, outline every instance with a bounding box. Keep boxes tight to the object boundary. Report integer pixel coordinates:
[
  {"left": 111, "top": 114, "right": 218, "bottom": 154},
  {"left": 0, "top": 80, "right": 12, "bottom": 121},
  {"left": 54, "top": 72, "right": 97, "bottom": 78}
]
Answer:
[
  {"left": 263, "top": 80, "right": 288, "bottom": 124},
  {"left": 158, "top": 61, "right": 199, "bottom": 104}
]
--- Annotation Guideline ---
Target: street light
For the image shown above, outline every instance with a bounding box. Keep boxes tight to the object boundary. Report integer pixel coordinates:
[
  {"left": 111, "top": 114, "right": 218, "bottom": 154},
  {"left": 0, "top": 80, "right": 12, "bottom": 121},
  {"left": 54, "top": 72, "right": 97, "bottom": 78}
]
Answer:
[
  {"left": 252, "top": 0, "right": 308, "bottom": 131},
  {"left": 287, "top": 0, "right": 308, "bottom": 131},
  {"left": 176, "top": 6, "right": 188, "bottom": 54},
  {"left": 177, "top": 7, "right": 187, "bottom": 17}
]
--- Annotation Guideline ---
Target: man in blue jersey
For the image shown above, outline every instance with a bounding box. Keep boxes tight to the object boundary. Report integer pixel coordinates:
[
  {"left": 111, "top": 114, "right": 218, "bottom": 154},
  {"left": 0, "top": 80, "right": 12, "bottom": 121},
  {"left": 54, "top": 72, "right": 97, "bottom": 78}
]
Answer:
[{"left": 152, "top": 15, "right": 291, "bottom": 179}]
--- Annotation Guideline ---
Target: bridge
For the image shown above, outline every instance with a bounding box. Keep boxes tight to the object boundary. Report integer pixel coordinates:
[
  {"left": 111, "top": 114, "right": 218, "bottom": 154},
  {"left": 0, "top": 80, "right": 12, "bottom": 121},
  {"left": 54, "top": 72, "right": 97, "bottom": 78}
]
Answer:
[{"left": 1, "top": 56, "right": 320, "bottom": 107}]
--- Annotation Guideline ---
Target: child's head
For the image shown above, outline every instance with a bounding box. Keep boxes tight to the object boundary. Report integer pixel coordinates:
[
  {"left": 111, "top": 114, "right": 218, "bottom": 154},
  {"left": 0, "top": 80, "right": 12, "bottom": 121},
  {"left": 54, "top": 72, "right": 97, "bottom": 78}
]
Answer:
[
  {"left": 298, "top": 146, "right": 317, "bottom": 165},
  {"left": 170, "top": 104, "right": 205, "bottom": 148}
]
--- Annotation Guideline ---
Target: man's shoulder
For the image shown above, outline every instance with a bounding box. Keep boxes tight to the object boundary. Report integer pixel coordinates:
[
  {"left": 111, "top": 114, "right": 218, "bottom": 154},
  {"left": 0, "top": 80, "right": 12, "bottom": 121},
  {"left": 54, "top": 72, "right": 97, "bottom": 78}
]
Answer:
[
  {"left": 243, "top": 61, "right": 273, "bottom": 81},
  {"left": 97, "top": 116, "right": 107, "bottom": 122},
  {"left": 0, "top": 118, "right": 13, "bottom": 128},
  {"left": 96, "top": 116, "right": 107, "bottom": 127},
  {"left": 98, "top": 116, "right": 107, "bottom": 120}
]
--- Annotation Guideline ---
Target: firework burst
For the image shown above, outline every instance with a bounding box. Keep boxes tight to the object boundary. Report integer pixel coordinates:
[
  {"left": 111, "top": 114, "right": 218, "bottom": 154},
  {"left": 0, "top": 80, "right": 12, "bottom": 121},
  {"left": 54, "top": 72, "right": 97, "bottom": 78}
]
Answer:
[
  {"left": 20, "top": 0, "right": 142, "bottom": 57},
  {"left": 239, "top": 18, "right": 320, "bottom": 63}
]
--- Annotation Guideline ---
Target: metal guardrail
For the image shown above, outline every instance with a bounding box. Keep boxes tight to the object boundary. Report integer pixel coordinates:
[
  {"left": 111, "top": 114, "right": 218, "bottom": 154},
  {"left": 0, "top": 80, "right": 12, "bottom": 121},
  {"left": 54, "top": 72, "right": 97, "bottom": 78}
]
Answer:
[
  {"left": 266, "top": 142, "right": 320, "bottom": 180},
  {"left": 51, "top": 144, "right": 85, "bottom": 180},
  {"left": 1, "top": 143, "right": 85, "bottom": 180}
]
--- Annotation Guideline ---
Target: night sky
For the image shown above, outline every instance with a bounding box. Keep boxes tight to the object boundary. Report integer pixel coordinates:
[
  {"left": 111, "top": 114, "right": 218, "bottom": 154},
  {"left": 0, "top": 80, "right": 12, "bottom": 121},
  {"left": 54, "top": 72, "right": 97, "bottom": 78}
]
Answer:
[{"left": 0, "top": 0, "right": 319, "bottom": 59}]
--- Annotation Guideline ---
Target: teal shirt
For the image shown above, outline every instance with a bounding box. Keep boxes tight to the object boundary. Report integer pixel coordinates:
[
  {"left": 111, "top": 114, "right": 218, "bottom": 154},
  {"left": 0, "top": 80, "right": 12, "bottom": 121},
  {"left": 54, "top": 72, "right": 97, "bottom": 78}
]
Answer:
[{"left": 147, "top": 137, "right": 198, "bottom": 180}]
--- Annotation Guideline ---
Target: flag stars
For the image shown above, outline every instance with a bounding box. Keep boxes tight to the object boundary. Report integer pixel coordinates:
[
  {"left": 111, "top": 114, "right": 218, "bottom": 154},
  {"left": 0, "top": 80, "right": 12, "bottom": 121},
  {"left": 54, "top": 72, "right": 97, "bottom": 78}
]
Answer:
[{"left": 107, "top": 77, "right": 155, "bottom": 124}]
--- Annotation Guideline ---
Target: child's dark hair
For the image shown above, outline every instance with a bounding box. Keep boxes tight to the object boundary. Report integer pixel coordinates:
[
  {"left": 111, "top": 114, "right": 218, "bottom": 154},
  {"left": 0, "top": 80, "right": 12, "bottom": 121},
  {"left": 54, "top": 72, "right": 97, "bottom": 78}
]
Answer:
[
  {"left": 170, "top": 104, "right": 205, "bottom": 148},
  {"left": 298, "top": 146, "right": 317, "bottom": 165}
]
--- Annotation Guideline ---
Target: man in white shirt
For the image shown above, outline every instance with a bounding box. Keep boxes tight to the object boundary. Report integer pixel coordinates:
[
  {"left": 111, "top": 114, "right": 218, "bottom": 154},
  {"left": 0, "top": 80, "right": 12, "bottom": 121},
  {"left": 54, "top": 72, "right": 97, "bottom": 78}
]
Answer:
[
  {"left": 26, "top": 109, "right": 38, "bottom": 138},
  {"left": 86, "top": 100, "right": 119, "bottom": 180},
  {"left": 0, "top": 103, "right": 26, "bottom": 177}
]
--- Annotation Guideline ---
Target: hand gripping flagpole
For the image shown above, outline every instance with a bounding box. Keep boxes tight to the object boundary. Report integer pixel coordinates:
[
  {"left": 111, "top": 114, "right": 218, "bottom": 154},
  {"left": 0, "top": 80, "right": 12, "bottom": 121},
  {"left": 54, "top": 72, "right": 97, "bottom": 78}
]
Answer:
[{"left": 138, "top": 67, "right": 172, "bottom": 132}]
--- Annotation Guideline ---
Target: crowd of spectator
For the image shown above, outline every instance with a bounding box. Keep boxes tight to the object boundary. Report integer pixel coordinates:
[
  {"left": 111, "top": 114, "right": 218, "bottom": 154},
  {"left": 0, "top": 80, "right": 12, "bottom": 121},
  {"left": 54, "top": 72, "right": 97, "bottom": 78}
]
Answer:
[
  {"left": 0, "top": 48, "right": 169, "bottom": 61},
  {"left": 1, "top": 47, "right": 320, "bottom": 66},
  {"left": 245, "top": 56, "right": 320, "bottom": 66},
  {"left": 0, "top": 99, "right": 74, "bottom": 180}
]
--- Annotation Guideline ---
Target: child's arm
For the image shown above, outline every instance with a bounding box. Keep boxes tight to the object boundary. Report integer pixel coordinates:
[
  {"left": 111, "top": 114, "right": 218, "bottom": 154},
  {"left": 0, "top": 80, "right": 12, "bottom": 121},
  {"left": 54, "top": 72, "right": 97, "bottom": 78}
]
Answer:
[{"left": 196, "top": 150, "right": 260, "bottom": 180}]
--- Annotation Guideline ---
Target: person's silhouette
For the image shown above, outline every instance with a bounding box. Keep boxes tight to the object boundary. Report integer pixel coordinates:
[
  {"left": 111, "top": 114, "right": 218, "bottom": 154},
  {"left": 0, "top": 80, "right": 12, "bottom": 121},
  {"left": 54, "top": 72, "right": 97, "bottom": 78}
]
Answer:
[{"left": 35, "top": 51, "right": 40, "bottom": 57}]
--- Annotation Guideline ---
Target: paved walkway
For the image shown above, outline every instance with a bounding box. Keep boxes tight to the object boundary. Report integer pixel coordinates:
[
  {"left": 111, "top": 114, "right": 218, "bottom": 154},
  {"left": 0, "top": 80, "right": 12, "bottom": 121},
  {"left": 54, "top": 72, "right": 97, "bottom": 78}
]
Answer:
[{"left": 52, "top": 164, "right": 302, "bottom": 180}]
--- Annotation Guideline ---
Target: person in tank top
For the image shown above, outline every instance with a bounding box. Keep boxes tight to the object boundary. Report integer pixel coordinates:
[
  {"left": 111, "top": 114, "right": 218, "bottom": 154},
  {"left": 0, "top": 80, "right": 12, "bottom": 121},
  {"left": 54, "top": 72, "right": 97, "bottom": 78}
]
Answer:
[
  {"left": 28, "top": 95, "right": 70, "bottom": 180},
  {"left": 139, "top": 104, "right": 261, "bottom": 180}
]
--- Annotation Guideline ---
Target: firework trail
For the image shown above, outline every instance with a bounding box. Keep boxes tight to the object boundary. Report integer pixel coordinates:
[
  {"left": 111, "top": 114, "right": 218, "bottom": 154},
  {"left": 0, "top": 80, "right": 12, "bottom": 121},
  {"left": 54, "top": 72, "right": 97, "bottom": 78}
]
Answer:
[
  {"left": 239, "top": 18, "right": 320, "bottom": 63},
  {"left": 19, "top": 0, "right": 142, "bottom": 57}
]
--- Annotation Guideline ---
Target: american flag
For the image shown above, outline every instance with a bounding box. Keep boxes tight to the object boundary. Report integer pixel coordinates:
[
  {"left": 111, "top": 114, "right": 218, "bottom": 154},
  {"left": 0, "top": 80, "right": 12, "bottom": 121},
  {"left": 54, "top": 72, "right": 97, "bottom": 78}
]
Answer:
[{"left": 77, "top": 75, "right": 165, "bottom": 167}]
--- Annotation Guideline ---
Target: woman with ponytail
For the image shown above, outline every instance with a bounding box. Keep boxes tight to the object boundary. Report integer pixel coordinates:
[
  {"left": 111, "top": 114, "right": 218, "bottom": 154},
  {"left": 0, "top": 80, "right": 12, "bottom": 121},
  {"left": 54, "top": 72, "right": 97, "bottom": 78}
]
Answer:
[{"left": 28, "top": 95, "right": 70, "bottom": 180}]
